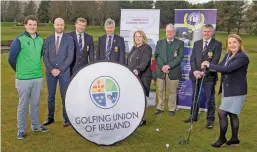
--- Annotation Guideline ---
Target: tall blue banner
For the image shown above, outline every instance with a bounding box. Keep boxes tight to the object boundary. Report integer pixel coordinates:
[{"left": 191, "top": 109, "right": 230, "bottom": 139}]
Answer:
[{"left": 174, "top": 9, "right": 217, "bottom": 110}]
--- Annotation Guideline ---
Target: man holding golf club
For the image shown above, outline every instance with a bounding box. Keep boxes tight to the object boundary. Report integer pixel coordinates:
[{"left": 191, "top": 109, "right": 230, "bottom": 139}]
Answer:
[
  {"left": 154, "top": 24, "right": 184, "bottom": 116},
  {"left": 184, "top": 24, "right": 222, "bottom": 129}
]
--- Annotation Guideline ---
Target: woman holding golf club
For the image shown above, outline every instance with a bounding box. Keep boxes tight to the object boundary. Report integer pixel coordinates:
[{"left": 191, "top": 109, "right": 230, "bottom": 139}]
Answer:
[
  {"left": 126, "top": 30, "right": 152, "bottom": 127},
  {"left": 202, "top": 34, "right": 249, "bottom": 148}
]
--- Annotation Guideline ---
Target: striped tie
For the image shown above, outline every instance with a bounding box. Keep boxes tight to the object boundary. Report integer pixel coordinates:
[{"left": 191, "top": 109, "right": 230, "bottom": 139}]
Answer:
[
  {"left": 106, "top": 36, "right": 112, "bottom": 60},
  {"left": 56, "top": 36, "right": 60, "bottom": 55},
  {"left": 202, "top": 41, "right": 208, "bottom": 55},
  {"left": 78, "top": 33, "right": 82, "bottom": 51}
]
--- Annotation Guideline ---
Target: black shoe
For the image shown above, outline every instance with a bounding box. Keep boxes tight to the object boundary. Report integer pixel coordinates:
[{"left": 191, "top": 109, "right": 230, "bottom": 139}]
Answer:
[
  {"left": 211, "top": 138, "right": 227, "bottom": 148},
  {"left": 63, "top": 122, "right": 70, "bottom": 127},
  {"left": 42, "top": 118, "right": 54, "bottom": 126},
  {"left": 154, "top": 109, "right": 163, "bottom": 115},
  {"left": 139, "top": 120, "right": 146, "bottom": 127},
  {"left": 206, "top": 121, "right": 214, "bottom": 129},
  {"left": 169, "top": 111, "right": 175, "bottom": 116},
  {"left": 184, "top": 117, "right": 198, "bottom": 123},
  {"left": 226, "top": 139, "right": 240, "bottom": 146}
]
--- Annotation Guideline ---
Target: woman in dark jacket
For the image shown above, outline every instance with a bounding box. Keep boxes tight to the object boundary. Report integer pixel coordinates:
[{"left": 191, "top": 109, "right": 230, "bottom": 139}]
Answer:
[
  {"left": 126, "top": 30, "right": 152, "bottom": 126},
  {"left": 202, "top": 34, "right": 249, "bottom": 148}
]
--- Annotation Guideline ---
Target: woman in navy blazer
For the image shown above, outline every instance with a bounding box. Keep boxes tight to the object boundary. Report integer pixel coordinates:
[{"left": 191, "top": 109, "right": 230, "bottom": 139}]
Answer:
[{"left": 202, "top": 34, "right": 249, "bottom": 148}]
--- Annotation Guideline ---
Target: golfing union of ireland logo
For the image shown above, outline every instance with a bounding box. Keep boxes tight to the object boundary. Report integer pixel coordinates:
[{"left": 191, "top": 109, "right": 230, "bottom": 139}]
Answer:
[{"left": 90, "top": 76, "right": 120, "bottom": 109}]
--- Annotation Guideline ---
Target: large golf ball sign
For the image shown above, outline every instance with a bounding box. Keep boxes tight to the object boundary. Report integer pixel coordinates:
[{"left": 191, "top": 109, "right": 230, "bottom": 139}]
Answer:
[{"left": 65, "top": 62, "right": 146, "bottom": 145}]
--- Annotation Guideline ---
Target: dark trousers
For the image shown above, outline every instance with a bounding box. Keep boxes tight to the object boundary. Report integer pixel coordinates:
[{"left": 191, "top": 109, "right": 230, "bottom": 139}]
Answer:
[
  {"left": 46, "top": 73, "right": 70, "bottom": 123},
  {"left": 140, "top": 77, "right": 152, "bottom": 97},
  {"left": 190, "top": 80, "right": 216, "bottom": 122}
]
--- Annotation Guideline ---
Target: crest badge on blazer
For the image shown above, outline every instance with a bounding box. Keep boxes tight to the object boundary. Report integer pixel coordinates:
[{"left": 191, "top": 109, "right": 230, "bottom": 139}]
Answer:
[
  {"left": 174, "top": 51, "right": 178, "bottom": 57},
  {"left": 208, "top": 51, "right": 213, "bottom": 58},
  {"left": 114, "top": 46, "right": 119, "bottom": 52},
  {"left": 86, "top": 45, "right": 89, "bottom": 51}
]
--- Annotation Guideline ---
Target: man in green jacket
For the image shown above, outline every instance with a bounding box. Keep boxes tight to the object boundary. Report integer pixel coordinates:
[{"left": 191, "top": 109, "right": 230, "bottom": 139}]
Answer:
[
  {"left": 154, "top": 24, "right": 184, "bottom": 116},
  {"left": 8, "top": 15, "right": 49, "bottom": 140}
]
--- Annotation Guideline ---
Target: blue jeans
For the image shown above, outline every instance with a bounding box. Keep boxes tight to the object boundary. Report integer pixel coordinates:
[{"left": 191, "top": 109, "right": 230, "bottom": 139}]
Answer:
[{"left": 46, "top": 73, "right": 70, "bottom": 123}]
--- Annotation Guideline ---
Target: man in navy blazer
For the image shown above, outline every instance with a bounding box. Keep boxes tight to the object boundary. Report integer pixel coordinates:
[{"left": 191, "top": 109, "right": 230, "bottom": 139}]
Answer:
[
  {"left": 69, "top": 18, "right": 94, "bottom": 75},
  {"left": 43, "top": 18, "right": 74, "bottom": 127},
  {"left": 184, "top": 24, "right": 222, "bottom": 129},
  {"left": 96, "top": 18, "right": 125, "bottom": 64}
]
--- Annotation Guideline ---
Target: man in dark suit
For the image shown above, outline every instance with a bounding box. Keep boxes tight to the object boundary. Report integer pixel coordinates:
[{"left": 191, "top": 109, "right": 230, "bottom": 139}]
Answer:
[
  {"left": 43, "top": 18, "right": 74, "bottom": 127},
  {"left": 69, "top": 18, "right": 94, "bottom": 75},
  {"left": 96, "top": 18, "right": 125, "bottom": 64},
  {"left": 184, "top": 24, "right": 222, "bottom": 129},
  {"left": 154, "top": 24, "right": 185, "bottom": 116}
]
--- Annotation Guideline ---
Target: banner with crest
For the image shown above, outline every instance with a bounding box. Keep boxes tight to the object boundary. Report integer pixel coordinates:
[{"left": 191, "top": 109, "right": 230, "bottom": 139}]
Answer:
[{"left": 174, "top": 9, "right": 217, "bottom": 111}]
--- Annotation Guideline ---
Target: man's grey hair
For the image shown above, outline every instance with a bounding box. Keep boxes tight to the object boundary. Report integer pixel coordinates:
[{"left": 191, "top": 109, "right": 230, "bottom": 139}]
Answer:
[
  {"left": 104, "top": 18, "right": 115, "bottom": 27},
  {"left": 203, "top": 24, "right": 214, "bottom": 32},
  {"left": 166, "top": 23, "right": 176, "bottom": 31}
]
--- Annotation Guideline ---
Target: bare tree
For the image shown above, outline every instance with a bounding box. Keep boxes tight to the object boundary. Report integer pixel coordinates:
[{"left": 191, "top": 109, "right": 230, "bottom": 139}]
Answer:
[
  {"left": 6, "top": 1, "right": 21, "bottom": 22},
  {"left": 95, "top": 1, "right": 120, "bottom": 26},
  {"left": 1, "top": 1, "right": 8, "bottom": 22},
  {"left": 49, "top": 1, "right": 72, "bottom": 23}
]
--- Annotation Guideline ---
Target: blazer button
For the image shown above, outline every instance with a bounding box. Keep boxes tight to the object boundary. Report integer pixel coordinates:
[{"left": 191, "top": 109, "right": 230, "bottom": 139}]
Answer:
[
  {"left": 56, "top": 64, "right": 58, "bottom": 66},
  {"left": 226, "top": 84, "right": 229, "bottom": 86},
  {"left": 226, "top": 75, "right": 228, "bottom": 78}
]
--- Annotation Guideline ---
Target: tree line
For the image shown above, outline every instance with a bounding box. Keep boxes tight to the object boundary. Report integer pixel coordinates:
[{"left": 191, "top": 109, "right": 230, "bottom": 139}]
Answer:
[{"left": 1, "top": 0, "right": 257, "bottom": 35}]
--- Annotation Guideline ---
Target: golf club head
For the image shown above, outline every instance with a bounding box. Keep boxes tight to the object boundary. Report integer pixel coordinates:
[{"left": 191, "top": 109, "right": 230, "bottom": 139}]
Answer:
[
  {"left": 188, "top": 126, "right": 193, "bottom": 132},
  {"left": 179, "top": 140, "right": 189, "bottom": 145}
]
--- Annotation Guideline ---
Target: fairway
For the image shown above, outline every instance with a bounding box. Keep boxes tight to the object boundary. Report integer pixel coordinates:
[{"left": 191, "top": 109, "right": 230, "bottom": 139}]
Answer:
[{"left": 1, "top": 23, "right": 257, "bottom": 152}]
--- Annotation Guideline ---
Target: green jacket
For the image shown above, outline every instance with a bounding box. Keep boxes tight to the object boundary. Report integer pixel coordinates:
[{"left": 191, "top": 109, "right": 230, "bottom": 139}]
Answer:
[
  {"left": 154, "top": 38, "right": 184, "bottom": 80},
  {"left": 8, "top": 32, "right": 43, "bottom": 80}
]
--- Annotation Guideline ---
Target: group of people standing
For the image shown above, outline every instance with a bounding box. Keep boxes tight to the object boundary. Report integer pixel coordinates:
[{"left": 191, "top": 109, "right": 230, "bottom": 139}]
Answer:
[{"left": 8, "top": 15, "right": 249, "bottom": 149}]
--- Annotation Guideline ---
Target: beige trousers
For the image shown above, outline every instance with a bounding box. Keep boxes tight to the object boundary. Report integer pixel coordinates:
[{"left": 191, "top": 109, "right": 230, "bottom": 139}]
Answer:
[{"left": 157, "top": 78, "right": 179, "bottom": 111}]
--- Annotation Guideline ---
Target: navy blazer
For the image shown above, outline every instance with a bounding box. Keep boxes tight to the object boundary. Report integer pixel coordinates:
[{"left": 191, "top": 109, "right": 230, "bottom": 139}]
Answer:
[
  {"left": 68, "top": 31, "right": 94, "bottom": 74},
  {"left": 189, "top": 38, "right": 222, "bottom": 82},
  {"left": 43, "top": 33, "right": 74, "bottom": 75},
  {"left": 209, "top": 51, "right": 249, "bottom": 97},
  {"left": 96, "top": 34, "right": 125, "bottom": 64}
]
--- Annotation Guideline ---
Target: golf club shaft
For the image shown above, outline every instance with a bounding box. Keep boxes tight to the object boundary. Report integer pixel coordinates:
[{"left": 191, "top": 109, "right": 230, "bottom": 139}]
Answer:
[{"left": 186, "top": 68, "right": 207, "bottom": 142}]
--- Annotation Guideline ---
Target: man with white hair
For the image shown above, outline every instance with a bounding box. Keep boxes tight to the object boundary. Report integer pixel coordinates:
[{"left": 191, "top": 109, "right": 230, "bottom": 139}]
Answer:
[
  {"left": 43, "top": 17, "right": 74, "bottom": 127},
  {"left": 154, "top": 24, "right": 184, "bottom": 116},
  {"left": 96, "top": 18, "right": 125, "bottom": 64}
]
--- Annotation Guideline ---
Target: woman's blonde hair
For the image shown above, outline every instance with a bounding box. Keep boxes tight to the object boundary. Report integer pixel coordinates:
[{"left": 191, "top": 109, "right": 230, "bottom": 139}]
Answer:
[
  {"left": 226, "top": 34, "right": 244, "bottom": 54},
  {"left": 133, "top": 30, "right": 148, "bottom": 46}
]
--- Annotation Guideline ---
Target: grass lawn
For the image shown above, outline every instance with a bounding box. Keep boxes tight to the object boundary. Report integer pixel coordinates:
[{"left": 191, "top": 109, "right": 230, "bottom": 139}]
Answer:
[{"left": 1, "top": 51, "right": 257, "bottom": 152}]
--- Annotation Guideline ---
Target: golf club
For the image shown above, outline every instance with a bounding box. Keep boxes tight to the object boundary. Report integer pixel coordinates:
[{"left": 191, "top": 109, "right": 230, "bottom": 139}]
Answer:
[{"left": 179, "top": 68, "right": 206, "bottom": 145}]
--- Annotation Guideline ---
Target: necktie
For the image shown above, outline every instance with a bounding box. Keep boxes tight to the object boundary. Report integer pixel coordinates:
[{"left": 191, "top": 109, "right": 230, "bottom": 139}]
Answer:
[
  {"left": 78, "top": 33, "right": 82, "bottom": 51},
  {"left": 106, "top": 36, "right": 112, "bottom": 60},
  {"left": 56, "top": 36, "right": 60, "bottom": 55},
  {"left": 203, "top": 41, "right": 208, "bottom": 55}
]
